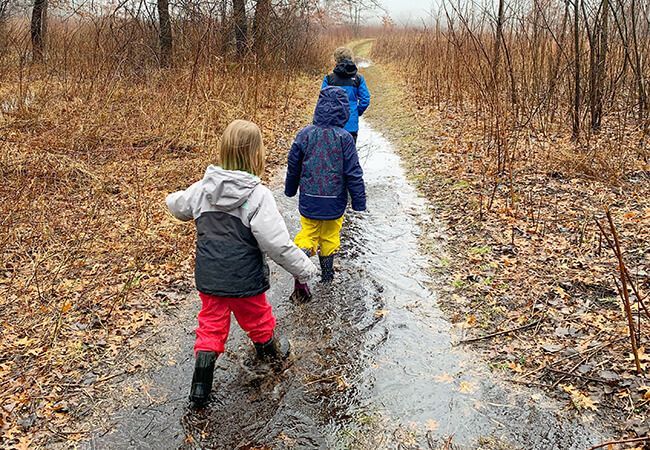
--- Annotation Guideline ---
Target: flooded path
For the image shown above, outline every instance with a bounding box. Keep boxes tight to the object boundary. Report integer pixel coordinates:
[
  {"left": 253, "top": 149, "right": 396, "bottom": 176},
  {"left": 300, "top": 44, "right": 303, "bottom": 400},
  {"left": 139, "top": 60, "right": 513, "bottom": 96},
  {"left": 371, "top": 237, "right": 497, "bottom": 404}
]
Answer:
[{"left": 88, "top": 118, "right": 609, "bottom": 449}]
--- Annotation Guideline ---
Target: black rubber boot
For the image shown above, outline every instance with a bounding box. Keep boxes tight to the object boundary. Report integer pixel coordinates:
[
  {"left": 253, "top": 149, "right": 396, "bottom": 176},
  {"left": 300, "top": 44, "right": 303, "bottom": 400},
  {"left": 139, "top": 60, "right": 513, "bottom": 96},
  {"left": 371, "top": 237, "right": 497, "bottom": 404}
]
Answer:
[
  {"left": 319, "top": 254, "right": 335, "bottom": 283},
  {"left": 254, "top": 335, "right": 291, "bottom": 362},
  {"left": 290, "top": 278, "right": 312, "bottom": 304},
  {"left": 189, "top": 351, "right": 217, "bottom": 405}
]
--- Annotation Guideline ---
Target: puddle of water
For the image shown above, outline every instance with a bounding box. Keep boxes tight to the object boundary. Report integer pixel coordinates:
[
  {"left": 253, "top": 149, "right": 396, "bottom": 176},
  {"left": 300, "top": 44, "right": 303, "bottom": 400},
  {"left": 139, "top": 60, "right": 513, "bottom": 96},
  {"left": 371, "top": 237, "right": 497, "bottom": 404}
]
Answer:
[
  {"left": 356, "top": 59, "right": 372, "bottom": 69},
  {"left": 88, "top": 184, "right": 375, "bottom": 449},
  {"left": 333, "top": 118, "right": 608, "bottom": 448},
  {"left": 85, "top": 118, "right": 609, "bottom": 450}
]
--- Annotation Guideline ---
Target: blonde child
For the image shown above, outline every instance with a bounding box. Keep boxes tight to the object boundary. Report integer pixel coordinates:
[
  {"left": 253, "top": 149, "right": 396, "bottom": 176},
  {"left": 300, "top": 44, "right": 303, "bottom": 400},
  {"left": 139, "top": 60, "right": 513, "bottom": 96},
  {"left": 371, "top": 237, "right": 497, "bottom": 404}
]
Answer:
[{"left": 166, "top": 120, "right": 316, "bottom": 405}]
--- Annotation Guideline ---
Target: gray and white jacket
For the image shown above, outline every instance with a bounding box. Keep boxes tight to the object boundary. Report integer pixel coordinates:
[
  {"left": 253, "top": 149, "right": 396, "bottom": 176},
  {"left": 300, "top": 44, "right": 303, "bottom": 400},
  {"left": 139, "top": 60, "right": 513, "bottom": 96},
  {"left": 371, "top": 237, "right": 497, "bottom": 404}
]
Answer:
[{"left": 166, "top": 165, "right": 316, "bottom": 298}]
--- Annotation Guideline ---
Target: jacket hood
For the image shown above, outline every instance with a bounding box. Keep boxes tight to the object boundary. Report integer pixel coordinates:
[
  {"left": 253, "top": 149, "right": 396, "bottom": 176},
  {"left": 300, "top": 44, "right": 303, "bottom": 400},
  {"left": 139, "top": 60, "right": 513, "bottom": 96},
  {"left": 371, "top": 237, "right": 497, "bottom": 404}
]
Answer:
[
  {"left": 313, "top": 86, "right": 350, "bottom": 128},
  {"left": 333, "top": 59, "right": 358, "bottom": 78},
  {"left": 201, "top": 165, "right": 260, "bottom": 211}
]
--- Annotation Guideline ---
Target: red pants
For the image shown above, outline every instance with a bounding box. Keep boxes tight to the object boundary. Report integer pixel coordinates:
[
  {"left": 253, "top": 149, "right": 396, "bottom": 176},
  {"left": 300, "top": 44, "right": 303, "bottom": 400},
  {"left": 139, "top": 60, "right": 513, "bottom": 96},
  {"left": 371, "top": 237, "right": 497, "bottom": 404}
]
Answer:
[{"left": 194, "top": 292, "right": 276, "bottom": 354}]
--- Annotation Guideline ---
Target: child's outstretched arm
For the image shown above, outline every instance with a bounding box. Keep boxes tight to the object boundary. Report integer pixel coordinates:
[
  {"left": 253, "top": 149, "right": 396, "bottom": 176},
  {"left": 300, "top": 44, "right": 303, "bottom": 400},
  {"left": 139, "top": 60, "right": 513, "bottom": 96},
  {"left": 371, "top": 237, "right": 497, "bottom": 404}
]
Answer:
[
  {"left": 284, "top": 139, "right": 303, "bottom": 198},
  {"left": 165, "top": 180, "right": 202, "bottom": 221},
  {"left": 250, "top": 187, "right": 316, "bottom": 283},
  {"left": 343, "top": 134, "right": 366, "bottom": 212}
]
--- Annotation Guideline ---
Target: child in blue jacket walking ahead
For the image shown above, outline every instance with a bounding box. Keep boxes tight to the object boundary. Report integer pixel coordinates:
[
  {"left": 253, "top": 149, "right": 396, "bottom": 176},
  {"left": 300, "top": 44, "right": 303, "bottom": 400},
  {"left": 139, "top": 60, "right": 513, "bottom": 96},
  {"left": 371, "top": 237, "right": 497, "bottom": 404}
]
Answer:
[
  {"left": 285, "top": 86, "right": 366, "bottom": 302},
  {"left": 321, "top": 47, "right": 371, "bottom": 143}
]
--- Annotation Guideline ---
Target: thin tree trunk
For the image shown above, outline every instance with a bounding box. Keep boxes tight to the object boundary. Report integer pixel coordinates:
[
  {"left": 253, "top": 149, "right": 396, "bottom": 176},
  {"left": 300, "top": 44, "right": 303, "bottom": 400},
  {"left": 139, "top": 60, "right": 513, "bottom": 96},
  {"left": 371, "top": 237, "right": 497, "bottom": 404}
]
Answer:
[
  {"left": 253, "top": 0, "right": 271, "bottom": 57},
  {"left": 572, "top": 0, "right": 581, "bottom": 139},
  {"left": 0, "top": 0, "right": 8, "bottom": 22},
  {"left": 157, "top": 0, "right": 172, "bottom": 68},
  {"left": 586, "top": 0, "right": 597, "bottom": 130},
  {"left": 30, "top": 0, "right": 46, "bottom": 62},
  {"left": 233, "top": 0, "right": 247, "bottom": 57},
  {"left": 630, "top": 0, "right": 646, "bottom": 122},
  {"left": 220, "top": 0, "right": 229, "bottom": 54},
  {"left": 492, "top": 0, "right": 505, "bottom": 86},
  {"left": 592, "top": 0, "right": 608, "bottom": 130},
  {"left": 549, "top": 1, "right": 570, "bottom": 124}
]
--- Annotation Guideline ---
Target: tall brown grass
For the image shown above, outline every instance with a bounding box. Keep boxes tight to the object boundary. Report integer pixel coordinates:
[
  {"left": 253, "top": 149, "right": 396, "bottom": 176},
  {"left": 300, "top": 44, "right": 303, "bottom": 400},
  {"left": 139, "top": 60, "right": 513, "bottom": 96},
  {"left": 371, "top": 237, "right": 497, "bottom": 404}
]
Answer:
[
  {"left": 373, "top": 2, "right": 648, "bottom": 184},
  {"left": 0, "top": 8, "right": 348, "bottom": 445}
]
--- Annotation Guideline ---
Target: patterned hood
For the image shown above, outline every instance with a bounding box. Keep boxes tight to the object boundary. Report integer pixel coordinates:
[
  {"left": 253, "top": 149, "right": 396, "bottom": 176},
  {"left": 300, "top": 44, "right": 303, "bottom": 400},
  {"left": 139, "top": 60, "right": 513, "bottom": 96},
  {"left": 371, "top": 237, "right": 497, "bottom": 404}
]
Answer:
[{"left": 313, "top": 86, "right": 350, "bottom": 128}]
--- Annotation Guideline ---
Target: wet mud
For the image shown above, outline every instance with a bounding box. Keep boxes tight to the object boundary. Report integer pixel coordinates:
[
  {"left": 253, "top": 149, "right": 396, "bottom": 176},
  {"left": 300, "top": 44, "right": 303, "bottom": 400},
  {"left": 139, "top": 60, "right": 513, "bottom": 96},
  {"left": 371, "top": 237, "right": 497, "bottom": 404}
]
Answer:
[{"left": 88, "top": 119, "right": 611, "bottom": 449}]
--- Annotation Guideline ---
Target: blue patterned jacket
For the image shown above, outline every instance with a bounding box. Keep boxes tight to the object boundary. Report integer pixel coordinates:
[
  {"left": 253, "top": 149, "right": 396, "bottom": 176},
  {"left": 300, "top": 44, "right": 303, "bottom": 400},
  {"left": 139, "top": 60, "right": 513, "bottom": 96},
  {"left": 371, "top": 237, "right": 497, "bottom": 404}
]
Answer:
[{"left": 285, "top": 86, "right": 366, "bottom": 220}]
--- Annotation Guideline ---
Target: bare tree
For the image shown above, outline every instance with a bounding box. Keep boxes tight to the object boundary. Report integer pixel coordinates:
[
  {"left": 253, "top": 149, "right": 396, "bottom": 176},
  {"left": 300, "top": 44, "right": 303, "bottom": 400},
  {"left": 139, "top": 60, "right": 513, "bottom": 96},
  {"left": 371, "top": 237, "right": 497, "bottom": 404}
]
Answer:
[
  {"left": 492, "top": 0, "right": 505, "bottom": 85},
  {"left": 253, "top": 0, "right": 271, "bottom": 57},
  {"left": 589, "top": 0, "right": 608, "bottom": 130},
  {"left": 325, "top": 0, "right": 384, "bottom": 34},
  {"left": 572, "top": 0, "right": 581, "bottom": 139},
  {"left": 607, "top": 0, "right": 646, "bottom": 128},
  {"left": 158, "top": 0, "right": 172, "bottom": 67},
  {"left": 630, "top": 0, "right": 646, "bottom": 121},
  {"left": 0, "top": 0, "right": 9, "bottom": 23},
  {"left": 0, "top": 0, "right": 10, "bottom": 62},
  {"left": 31, "top": 0, "right": 46, "bottom": 62},
  {"left": 233, "top": 0, "right": 247, "bottom": 57}
]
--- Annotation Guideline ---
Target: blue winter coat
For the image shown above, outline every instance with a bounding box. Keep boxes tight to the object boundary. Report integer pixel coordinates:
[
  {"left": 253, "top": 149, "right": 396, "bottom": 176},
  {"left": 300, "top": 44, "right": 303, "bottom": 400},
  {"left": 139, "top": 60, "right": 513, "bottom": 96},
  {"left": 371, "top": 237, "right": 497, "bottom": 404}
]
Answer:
[
  {"left": 321, "top": 60, "right": 371, "bottom": 133},
  {"left": 285, "top": 86, "right": 366, "bottom": 220}
]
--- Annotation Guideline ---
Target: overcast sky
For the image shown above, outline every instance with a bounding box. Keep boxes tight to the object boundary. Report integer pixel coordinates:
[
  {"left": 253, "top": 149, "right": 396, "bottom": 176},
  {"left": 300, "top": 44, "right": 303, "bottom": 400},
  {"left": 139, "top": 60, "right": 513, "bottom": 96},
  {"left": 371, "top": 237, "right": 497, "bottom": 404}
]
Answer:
[{"left": 379, "top": 0, "right": 437, "bottom": 23}]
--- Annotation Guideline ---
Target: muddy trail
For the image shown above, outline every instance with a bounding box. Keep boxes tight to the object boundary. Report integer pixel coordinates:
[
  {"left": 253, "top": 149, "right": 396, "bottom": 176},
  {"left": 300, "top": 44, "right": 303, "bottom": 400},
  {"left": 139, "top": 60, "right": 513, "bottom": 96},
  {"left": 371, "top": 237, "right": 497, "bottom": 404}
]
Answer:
[{"left": 87, "top": 97, "right": 611, "bottom": 449}]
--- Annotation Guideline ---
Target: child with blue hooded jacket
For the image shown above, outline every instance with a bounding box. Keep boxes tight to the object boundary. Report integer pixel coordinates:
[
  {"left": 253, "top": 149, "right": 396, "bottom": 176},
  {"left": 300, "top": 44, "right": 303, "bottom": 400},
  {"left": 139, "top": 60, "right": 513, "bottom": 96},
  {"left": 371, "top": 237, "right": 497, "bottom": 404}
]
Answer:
[
  {"left": 285, "top": 86, "right": 366, "bottom": 302},
  {"left": 321, "top": 47, "right": 371, "bottom": 143}
]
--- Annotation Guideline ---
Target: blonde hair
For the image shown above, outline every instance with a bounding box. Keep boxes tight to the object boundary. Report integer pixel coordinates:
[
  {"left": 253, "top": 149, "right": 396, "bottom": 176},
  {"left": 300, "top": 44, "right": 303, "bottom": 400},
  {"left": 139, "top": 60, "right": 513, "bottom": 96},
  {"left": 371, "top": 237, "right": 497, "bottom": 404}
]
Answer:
[
  {"left": 334, "top": 47, "right": 353, "bottom": 63},
  {"left": 219, "top": 119, "right": 266, "bottom": 176}
]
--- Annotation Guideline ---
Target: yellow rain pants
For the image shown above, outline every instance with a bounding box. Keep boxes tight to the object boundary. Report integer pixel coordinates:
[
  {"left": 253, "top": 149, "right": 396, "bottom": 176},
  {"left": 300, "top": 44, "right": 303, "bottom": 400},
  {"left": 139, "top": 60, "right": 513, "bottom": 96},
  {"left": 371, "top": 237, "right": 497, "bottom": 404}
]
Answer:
[{"left": 294, "top": 216, "right": 344, "bottom": 257}]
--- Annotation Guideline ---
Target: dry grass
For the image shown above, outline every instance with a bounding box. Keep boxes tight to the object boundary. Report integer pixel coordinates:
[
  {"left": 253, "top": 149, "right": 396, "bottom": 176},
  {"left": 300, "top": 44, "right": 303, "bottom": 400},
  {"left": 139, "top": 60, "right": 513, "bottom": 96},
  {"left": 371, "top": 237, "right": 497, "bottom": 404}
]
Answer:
[
  {"left": 365, "top": 31, "right": 649, "bottom": 433},
  {"left": 0, "top": 15, "right": 338, "bottom": 445},
  {"left": 373, "top": 25, "right": 649, "bottom": 183}
]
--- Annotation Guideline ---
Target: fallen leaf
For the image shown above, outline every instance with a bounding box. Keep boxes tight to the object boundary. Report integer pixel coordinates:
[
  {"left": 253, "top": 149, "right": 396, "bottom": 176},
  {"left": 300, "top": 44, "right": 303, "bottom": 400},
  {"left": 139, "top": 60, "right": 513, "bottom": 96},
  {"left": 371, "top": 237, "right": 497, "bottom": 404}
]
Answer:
[
  {"left": 433, "top": 373, "right": 454, "bottom": 383},
  {"left": 61, "top": 301, "right": 72, "bottom": 314},
  {"left": 374, "top": 309, "right": 389, "bottom": 318},
  {"left": 554, "top": 286, "right": 569, "bottom": 300},
  {"left": 562, "top": 384, "right": 598, "bottom": 411},
  {"left": 458, "top": 381, "right": 476, "bottom": 394},
  {"left": 425, "top": 419, "right": 439, "bottom": 431},
  {"left": 598, "top": 370, "right": 619, "bottom": 382},
  {"left": 542, "top": 344, "right": 563, "bottom": 353}
]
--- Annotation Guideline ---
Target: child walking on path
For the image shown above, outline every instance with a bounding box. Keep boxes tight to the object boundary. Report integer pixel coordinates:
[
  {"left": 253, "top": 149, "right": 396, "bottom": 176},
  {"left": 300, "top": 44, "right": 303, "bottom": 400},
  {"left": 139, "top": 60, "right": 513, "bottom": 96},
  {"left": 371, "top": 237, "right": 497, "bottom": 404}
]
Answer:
[
  {"left": 285, "top": 86, "right": 366, "bottom": 302},
  {"left": 321, "top": 47, "right": 371, "bottom": 143},
  {"left": 166, "top": 120, "right": 317, "bottom": 405}
]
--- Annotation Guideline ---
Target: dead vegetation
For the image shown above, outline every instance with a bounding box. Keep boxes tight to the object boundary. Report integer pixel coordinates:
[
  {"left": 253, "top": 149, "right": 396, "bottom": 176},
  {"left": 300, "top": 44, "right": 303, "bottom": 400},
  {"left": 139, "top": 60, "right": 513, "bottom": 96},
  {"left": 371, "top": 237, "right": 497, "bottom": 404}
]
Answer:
[
  {"left": 1, "top": 0, "right": 649, "bottom": 445},
  {"left": 367, "top": 6, "right": 649, "bottom": 439},
  {"left": 0, "top": 4, "right": 346, "bottom": 446}
]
